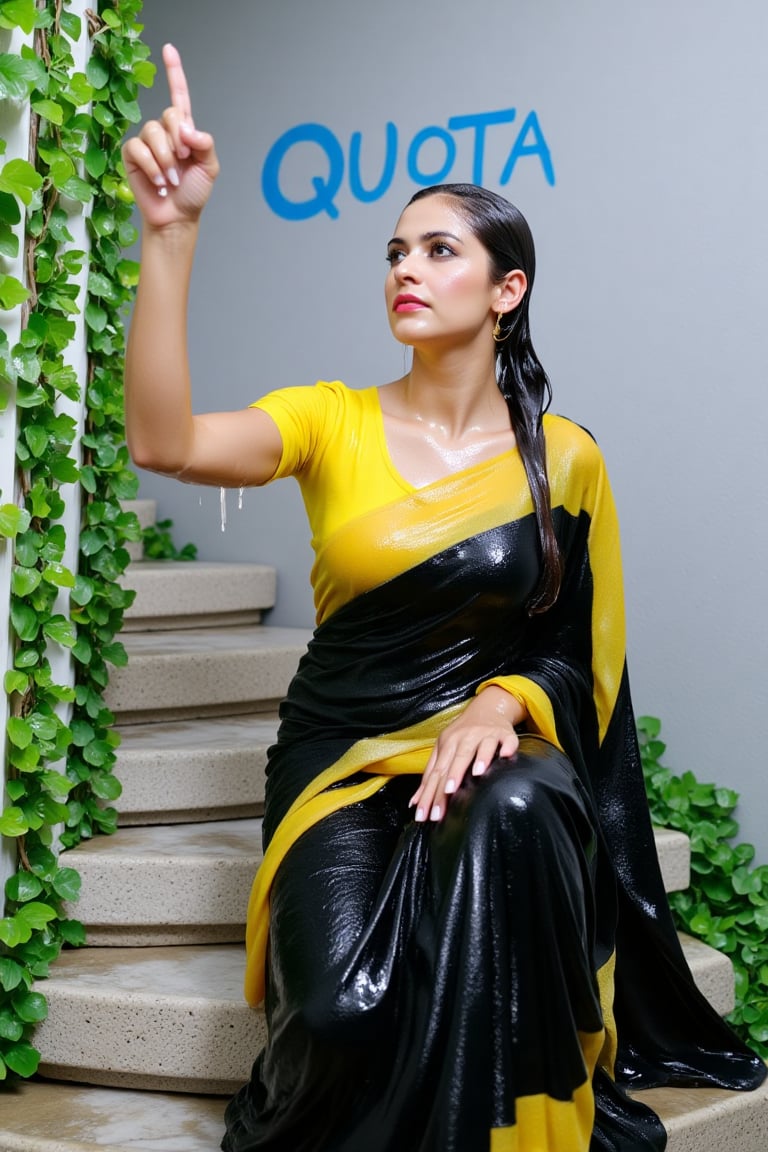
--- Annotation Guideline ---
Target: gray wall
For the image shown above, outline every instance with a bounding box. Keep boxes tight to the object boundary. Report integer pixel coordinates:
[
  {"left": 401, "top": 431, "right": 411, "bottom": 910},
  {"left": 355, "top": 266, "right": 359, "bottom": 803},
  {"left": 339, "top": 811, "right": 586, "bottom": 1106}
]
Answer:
[{"left": 134, "top": 0, "right": 768, "bottom": 860}]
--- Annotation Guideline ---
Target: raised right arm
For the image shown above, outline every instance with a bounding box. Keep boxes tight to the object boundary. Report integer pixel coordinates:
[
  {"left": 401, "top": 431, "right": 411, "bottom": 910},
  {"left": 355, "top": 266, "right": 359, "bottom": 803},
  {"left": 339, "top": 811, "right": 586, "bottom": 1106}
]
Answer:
[{"left": 122, "top": 44, "right": 282, "bottom": 487}]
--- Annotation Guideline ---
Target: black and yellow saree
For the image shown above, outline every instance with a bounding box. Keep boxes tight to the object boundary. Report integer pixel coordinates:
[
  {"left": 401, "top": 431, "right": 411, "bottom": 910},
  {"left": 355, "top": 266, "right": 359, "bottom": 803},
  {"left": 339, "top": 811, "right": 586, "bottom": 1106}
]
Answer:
[{"left": 222, "top": 386, "right": 765, "bottom": 1152}]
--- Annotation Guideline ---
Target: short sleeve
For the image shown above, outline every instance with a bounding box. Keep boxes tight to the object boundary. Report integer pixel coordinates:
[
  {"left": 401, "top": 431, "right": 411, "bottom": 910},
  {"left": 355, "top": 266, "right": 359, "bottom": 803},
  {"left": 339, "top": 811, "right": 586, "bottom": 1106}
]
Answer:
[{"left": 250, "top": 381, "right": 345, "bottom": 480}]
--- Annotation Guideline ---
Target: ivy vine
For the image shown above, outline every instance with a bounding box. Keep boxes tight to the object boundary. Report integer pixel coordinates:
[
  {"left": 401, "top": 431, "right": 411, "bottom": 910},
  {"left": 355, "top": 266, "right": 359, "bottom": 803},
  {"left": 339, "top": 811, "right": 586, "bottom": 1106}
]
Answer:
[
  {"left": 639, "top": 715, "right": 768, "bottom": 1060},
  {"left": 0, "top": 0, "right": 152, "bottom": 1081}
]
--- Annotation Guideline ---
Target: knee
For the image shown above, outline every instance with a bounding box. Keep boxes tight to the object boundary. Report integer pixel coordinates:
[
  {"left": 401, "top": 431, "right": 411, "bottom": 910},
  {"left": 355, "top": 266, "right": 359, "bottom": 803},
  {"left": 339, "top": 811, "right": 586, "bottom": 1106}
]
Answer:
[{"left": 464, "top": 737, "right": 579, "bottom": 842}]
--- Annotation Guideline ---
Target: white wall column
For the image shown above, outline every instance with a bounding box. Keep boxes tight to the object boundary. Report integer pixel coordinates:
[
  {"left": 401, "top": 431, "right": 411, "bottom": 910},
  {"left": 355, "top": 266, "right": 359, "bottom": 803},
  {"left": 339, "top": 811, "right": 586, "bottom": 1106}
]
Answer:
[
  {"left": 0, "top": 21, "right": 34, "bottom": 900},
  {"left": 1, "top": 5, "right": 92, "bottom": 895}
]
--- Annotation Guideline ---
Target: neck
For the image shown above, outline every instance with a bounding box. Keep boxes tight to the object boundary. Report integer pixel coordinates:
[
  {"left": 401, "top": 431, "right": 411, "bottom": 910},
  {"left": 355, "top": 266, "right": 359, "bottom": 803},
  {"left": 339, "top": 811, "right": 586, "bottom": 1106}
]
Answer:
[{"left": 399, "top": 345, "right": 507, "bottom": 438}]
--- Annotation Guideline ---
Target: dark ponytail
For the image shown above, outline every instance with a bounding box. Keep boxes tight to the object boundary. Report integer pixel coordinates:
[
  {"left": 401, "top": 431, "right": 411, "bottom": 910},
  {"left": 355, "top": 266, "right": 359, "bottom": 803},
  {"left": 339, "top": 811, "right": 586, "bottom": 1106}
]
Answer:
[{"left": 408, "top": 184, "right": 562, "bottom": 613}]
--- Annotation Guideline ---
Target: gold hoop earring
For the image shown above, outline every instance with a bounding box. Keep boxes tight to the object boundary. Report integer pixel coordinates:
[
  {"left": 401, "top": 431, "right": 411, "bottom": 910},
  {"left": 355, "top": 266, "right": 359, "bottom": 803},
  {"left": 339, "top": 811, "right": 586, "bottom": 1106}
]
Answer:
[{"left": 493, "top": 311, "right": 507, "bottom": 343}]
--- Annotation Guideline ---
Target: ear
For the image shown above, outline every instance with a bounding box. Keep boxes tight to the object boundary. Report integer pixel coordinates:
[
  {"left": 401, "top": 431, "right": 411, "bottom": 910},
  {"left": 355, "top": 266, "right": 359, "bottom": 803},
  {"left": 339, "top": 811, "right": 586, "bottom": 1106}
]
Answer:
[{"left": 494, "top": 269, "right": 528, "bottom": 315}]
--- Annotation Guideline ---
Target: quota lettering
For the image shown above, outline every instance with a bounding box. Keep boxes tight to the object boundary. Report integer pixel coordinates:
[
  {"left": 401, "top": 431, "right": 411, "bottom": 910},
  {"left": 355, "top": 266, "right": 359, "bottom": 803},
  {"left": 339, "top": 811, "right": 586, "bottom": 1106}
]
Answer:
[{"left": 261, "top": 108, "right": 555, "bottom": 222}]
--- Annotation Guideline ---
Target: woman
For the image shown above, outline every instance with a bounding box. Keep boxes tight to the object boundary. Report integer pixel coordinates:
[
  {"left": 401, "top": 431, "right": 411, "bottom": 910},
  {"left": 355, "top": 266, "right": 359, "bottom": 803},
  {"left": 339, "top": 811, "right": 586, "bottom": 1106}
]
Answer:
[{"left": 123, "top": 45, "right": 765, "bottom": 1152}]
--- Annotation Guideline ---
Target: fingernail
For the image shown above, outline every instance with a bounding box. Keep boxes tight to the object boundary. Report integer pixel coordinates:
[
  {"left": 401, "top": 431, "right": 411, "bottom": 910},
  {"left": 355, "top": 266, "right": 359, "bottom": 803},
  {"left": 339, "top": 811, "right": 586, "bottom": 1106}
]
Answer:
[
  {"left": 472, "top": 760, "right": 487, "bottom": 776},
  {"left": 166, "top": 166, "right": 180, "bottom": 187},
  {"left": 157, "top": 186, "right": 168, "bottom": 198},
  {"left": 444, "top": 779, "right": 457, "bottom": 794},
  {"left": 415, "top": 807, "right": 425, "bottom": 823},
  {"left": 430, "top": 804, "right": 441, "bottom": 821},
  {"left": 152, "top": 173, "right": 166, "bottom": 187}
]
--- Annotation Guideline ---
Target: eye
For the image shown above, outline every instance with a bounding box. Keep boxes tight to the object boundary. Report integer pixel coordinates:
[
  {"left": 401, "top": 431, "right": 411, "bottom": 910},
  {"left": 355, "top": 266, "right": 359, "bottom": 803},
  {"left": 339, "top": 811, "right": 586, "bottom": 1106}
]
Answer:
[
  {"left": 386, "top": 248, "right": 405, "bottom": 266},
  {"left": 430, "top": 241, "right": 456, "bottom": 257}
]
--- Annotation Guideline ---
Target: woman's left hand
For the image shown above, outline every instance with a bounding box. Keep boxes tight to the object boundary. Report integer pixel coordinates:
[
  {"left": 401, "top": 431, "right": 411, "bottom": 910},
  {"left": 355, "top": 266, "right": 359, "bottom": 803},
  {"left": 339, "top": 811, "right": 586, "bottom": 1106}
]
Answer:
[{"left": 410, "top": 686, "right": 524, "bottom": 822}]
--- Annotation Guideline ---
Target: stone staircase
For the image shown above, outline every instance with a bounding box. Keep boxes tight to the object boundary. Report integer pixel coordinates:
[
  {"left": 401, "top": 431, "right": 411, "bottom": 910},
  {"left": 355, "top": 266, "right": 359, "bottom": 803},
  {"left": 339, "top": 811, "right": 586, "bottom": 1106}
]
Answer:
[{"left": 1, "top": 497, "right": 766, "bottom": 1150}]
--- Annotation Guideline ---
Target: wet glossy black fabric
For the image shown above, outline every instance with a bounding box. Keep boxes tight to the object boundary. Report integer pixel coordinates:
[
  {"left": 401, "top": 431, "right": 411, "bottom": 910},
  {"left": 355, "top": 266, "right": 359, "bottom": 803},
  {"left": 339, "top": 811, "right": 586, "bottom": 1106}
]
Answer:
[
  {"left": 226, "top": 742, "right": 615, "bottom": 1152},
  {"left": 223, "top": 509, "right": 766, "bottom": 1152}
]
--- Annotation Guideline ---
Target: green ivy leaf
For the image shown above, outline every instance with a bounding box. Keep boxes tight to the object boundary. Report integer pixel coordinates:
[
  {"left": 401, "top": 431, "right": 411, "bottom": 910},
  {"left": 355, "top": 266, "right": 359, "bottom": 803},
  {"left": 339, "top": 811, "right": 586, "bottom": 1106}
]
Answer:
[
  {"left": 0, "top": 0, "right": 37, "bottom": 34},
  {"left": 52, "top": 867, "right": 81, "bottom": 902},
  {"left": 0, "top": 271, "right": 30, "bottom": 309},
  {"left": 0, "top": 1010, "right": 24, "bottom": 1043},
  {"left": 42, "top": 615, "right": 77, "bottom": 648},
  {"left": 42, "top": 562, "right": 76, "bottom": 589},
  {"left": 59, "top": 9, "right": 81, "bottom": 40},
  {"left": 3, "top": 1041, "right": 40, "bottom": 1078},
  {"left": 4, "top": 669, "right": 29, "bottom": 695},
  {"left": 0, "top": 807, "right": 28, "bottom": 837},
  {"left": 0, "top": 52, "right": 39, "bottom": 99},
  {"left": 0, "top": 958, "right": 25, "bottom": 992},
  {"left": 6, "top": 716, "right": 33, "bottom": 749},
  {"left": 31, "top": 98, "right": 64, "bottom": 125},
  {"left": 0, "top": 157, "right": 43, "bottom": 204},
  {"left": 58, "top": 919, "right": 86, "bottom": 947},
  {"left": 16, "top": 902, "right": 57, "bottom": 931},
  {"left": 0, "top": 503, "right": 31, "bottom": 537},
  {"left": 9, "top": 600, "right": 39, "bottom": 642},
  {"left": 60, "top": 175, "right": 92, "bottom": 203},
  {"left": 4, "top": 870, "right": 43, "bottom": 903},
  {"left": 0, "top": 219, "right": 18, "bottom": 257}
]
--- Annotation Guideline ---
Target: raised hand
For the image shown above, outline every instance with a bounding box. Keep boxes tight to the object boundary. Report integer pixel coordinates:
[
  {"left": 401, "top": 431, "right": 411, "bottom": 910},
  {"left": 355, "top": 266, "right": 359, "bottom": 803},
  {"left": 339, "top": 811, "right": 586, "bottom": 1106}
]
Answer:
[{"left": 122, "top": 44, "right": 219, "bottom": 228}]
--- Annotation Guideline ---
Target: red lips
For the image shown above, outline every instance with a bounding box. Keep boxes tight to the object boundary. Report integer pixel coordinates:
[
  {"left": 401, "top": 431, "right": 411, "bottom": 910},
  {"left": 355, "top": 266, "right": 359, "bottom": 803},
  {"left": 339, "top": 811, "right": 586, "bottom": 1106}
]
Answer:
[{"left": 393, "top": 293, "right": 427, "bottom": 312}]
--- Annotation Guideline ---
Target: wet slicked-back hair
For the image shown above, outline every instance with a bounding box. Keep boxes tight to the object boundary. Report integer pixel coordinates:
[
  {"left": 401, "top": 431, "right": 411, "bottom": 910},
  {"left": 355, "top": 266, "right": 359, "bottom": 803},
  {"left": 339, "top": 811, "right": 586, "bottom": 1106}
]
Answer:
[{"left": 408, "top": 183, "right": 561, "bottom": 613}]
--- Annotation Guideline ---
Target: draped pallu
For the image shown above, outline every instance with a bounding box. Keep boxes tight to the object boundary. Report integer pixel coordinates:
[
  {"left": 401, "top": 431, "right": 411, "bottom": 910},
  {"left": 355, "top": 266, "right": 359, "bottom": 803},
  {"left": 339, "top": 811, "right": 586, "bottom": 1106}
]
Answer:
[{"left": 224, "top": 387, "right": 765, "bottom": 1152}]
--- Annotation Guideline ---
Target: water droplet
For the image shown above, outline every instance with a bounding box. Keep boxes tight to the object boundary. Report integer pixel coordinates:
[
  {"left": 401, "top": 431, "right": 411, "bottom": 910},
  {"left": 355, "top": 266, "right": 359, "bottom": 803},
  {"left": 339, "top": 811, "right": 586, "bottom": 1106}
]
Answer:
[
  {"left": 238, "top": 486, "right": 244, "bottom": 511},
  {"left": 220, "top": 487, "right": 227, "bottom": 532}
]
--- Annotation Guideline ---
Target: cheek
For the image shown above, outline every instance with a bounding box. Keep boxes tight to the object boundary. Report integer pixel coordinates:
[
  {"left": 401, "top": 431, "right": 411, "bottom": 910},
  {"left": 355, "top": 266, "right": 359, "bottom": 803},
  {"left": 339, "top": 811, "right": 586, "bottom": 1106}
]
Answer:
[{"left": 440, "top": 266, "right": 492, "bottom": 304}]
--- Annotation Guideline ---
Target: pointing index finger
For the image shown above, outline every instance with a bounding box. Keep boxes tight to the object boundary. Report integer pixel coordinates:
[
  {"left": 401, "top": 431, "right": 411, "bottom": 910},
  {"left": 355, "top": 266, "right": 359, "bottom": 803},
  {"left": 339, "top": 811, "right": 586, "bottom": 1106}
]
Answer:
[{"left": 162, "top": 42, "right": 193, "bottom": 125}]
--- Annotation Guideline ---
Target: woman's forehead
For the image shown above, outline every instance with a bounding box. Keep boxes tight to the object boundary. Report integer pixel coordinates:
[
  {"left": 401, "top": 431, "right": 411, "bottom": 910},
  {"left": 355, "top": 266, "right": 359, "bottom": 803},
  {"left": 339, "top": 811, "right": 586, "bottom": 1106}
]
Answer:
[{"left": 391, "top": 195, "right": 469, "bottom": 240}]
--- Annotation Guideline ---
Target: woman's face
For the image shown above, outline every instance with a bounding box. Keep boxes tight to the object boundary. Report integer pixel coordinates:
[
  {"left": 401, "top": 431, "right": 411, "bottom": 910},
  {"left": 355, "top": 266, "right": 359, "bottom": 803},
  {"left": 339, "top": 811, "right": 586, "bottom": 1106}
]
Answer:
[{"left": 385, "top": 196, "right": 505, "bottom": 349}]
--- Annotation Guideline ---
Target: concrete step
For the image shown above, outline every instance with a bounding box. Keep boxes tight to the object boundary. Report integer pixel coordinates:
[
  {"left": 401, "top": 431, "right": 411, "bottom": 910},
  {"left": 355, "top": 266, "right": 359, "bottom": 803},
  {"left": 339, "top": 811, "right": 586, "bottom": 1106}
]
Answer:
[
  {"left": 32, "top": 934, "right": 733, "bottom": 1096},
  {"left": 654, "top": 827, "right": 690, "bottom": 893},
  {"left": 103, "top": 625, "right": 312, "bottom": 724},
  {"left": 114, "top": 715, "right": 276, "bottom": 825},
  {"left": 634, "top": 1079, "right": 768, "bottom": 1151},
  {"left": 120, "top": 560, "right": 276, "bottom": 632},
  {"left": 34, "top": 945, "right": 265, "bottom": 1094},
  {"left": 1, "top": 1079, "right": 767, "bottom": 1152},
  {"left": 62, "top": 818, "right": 263, "bottom": 945},
  {"left": 64, "top": 821, "right": 689, "bottom": 947},
  {"left": 121, "top": 498, "right": 156, "bottom": 564}
]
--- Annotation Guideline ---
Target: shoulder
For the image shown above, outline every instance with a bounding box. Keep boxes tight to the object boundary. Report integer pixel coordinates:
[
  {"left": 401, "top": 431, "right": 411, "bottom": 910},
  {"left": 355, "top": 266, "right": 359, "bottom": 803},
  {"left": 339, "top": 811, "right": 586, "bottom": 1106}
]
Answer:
[
  {"left": 543, "top": 413, "right": 609, "bottom": 509},
  {"left": 544, "top": 412, "right": 605, "bottom": 468},
  {"left": 251, "top": 379, "right": 375, "bottom": 432}
]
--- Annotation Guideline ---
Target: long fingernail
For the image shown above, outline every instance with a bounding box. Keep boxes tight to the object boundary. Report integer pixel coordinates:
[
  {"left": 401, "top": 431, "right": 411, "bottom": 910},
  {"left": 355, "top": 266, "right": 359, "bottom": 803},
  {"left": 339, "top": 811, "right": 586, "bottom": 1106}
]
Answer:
[
  {"left": 444, "top": 779, "right": 457, "bottom": 794},
  {"left": 166, "top": 166, "right": 180, "bottom": 187},
  {"left": 472, "top": 760, "right": 486, "bottom": 776},
  {"left": 415, "top": 807, "right": 425, "bottom": 823},
  {"left": 430, "top": 804, "right": 441, "bottom": 821}
]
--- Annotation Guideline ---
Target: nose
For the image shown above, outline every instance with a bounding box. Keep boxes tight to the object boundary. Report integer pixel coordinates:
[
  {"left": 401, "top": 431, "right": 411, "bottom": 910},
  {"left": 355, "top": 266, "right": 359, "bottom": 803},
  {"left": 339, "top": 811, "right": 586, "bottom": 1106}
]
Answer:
[{"left": 393, "top": 253, "right": 419, "bottom": 283}]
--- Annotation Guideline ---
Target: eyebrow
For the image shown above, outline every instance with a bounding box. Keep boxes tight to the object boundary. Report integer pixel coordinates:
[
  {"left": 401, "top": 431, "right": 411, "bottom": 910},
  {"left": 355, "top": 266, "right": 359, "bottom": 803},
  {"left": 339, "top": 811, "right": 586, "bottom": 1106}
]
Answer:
[{"left": 386, "top": 230, "right": 463, "bottom": 247}]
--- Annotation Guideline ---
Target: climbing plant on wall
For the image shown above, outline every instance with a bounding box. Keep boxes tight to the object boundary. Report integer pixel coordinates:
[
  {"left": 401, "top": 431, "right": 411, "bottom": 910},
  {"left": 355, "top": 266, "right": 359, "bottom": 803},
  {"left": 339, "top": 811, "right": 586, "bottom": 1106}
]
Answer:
[{"left": 0, "top": 0, "right": 152, "bottom": 1081}]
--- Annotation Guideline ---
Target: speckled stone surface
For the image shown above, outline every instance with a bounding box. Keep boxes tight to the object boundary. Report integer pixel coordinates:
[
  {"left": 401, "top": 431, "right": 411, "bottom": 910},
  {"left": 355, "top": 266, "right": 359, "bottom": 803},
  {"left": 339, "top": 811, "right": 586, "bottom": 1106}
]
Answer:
[
  {"left": 2, "top": 1071, "right": 766, "bottom": 1152},
  {"left": 103, "top": 625, "right": 312, "bottom": 723},
  {"left": 32, "top": 936, "right": 731, "bottom": 1094},
  {"left": 114, "top": 715, "right": 277, "bottom": 824},
  {"left": 35, "top": 944, "right": 264, "bottom": 1094},
  {"left": 653, "top": 827, "right": 690, "bottom": 893},
  {"left": 62, "top": 818, "right": 263, "bottom": 944},
  {"left": 636, "top": 1077, "right": 768, "bottom": 1151},
  {"left": 121, "top": 561, "right": 276, "bottom": 632},
  {"left": 63, "top": 817, "right": 692, "bottom": 946},
  {"left": 677, "top": 932, "right": 735, "bottom": 1016},
  {"left": 0, "top": 1080, "right": 228, "bottom": 1151}
]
